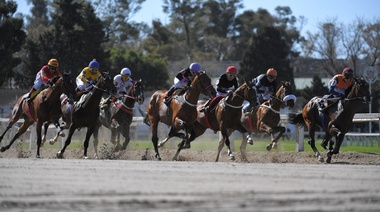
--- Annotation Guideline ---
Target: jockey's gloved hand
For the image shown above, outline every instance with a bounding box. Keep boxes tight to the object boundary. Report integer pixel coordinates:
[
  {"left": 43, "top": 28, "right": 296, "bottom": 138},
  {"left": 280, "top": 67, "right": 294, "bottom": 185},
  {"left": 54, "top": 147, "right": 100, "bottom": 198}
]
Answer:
[{"left": 86, "top": 85, "right": 94, "bottom": 91}]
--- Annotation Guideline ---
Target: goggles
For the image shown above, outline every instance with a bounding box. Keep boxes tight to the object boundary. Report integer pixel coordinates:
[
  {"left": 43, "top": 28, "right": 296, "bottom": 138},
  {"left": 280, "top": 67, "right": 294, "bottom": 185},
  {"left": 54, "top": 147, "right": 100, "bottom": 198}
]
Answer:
[
  {"left": 267, "top": 75, "right": 276, "bottom": 80},
  {"left": 227, "top": 74, "right": 236, "bottom": 77},
  {"left": 90, "top": 68, "right": 98, "bottom": 72},
  {"left": 122, "top": 74, "right": 130, "bottom": 79},
  {"left": 49, "top": 66, "right": 57, "bottom": 71}
]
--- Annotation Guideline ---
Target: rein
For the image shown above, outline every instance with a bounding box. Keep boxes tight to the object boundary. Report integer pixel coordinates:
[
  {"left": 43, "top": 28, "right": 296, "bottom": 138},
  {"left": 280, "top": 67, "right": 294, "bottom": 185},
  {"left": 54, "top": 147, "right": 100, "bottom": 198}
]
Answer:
[
  {"left": 173, "top": 95, "right": 197, "bottom": 107},
  {"left": 93, "top": 85, "right": 109, "bottom": 93},
  {"left": 259, "top": 104, "right": 280, "bottom": 113}
]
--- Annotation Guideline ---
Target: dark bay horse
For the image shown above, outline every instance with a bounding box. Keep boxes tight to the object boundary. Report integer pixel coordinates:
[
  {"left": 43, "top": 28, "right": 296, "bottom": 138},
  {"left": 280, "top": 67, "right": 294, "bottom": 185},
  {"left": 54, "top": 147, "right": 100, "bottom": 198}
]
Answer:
[
  {"left": 146, "top": 71, "right": 216, "bottom": 160},
  {"left": 288, "top": 77, "right": 370, "bottom": 163},
  {"left": 92, "top": 80, "right": 145, "bottom": 157},
  {"left": 254, "top": 81, "right": 296, "bottom": 151},
  {"left": 0, "top": 73, "right": 76, "bottom": 158},
  {"left": 57, "top": 72, "right": 115, "bottom": 159},
  {"left": 166, "top": 80, "right": 257, "bottom": 162}
]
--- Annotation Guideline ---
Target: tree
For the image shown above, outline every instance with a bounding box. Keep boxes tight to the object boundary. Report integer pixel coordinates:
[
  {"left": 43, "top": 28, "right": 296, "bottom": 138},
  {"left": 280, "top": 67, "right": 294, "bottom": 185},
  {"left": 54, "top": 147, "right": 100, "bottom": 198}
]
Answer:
[
  {"left": 239, "top": 26, "right": 294, "bottom": 88},
  {"left": 0, "top": 0, "right": 26, "bottom": 87},
  {"left": 301, "top": 76, "right": 328, "bottom": 103}
]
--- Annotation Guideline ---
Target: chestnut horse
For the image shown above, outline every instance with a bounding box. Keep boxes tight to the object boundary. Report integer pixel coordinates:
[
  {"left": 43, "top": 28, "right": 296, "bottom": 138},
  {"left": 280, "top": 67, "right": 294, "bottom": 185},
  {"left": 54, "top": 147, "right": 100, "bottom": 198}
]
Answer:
[
  {"left": 92, "top": 80, "right": 145, "bottom": 157},
  {"left": 146, "top": 71, "right": 216, "bottom": 160},
  {"left": 253, "top": 81, "right": 296, "bottom": 151},
  {"left": 288, "top": 77, "right": 370, "bottom": 163},
  {"left": 0, "top": 73, "right": 77, "bottom": 158},
  {"left": 165, "top": 80, "right": 257, "bottom": 162},
  {"left": 56, "top": 72, "right": 115, "bottom": 159}
]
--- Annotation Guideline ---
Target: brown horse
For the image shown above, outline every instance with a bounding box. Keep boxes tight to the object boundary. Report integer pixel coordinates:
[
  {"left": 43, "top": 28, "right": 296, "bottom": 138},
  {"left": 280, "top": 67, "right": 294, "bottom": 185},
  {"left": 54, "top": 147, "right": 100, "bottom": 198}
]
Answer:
[
  {"left": 146, "top": 71, "right": 216, "bottom": 160},
  {"left": 56, "top": 72, "right": 115, "bottom": 159},
  {"left": 0, "top": 73, "right": 77, "bottom": 158},
  {"left": 253, "top": 81, "right": 296, "bottom": 151},
  {"left": 164, "top": 79, "right": 257, "bottom": 162},
  {"left": 92, "top": 80, "right": 145, "bottom": 157},
  {"left": 288, "top": 77, "right": 370, "bottom": 163}
]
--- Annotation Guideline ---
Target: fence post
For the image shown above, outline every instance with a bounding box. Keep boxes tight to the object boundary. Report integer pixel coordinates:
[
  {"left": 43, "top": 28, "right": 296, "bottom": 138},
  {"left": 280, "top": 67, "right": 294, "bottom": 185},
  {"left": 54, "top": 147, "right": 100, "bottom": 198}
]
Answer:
[{"left": 296, "top": 126, "right": 304, "bottom": 152}]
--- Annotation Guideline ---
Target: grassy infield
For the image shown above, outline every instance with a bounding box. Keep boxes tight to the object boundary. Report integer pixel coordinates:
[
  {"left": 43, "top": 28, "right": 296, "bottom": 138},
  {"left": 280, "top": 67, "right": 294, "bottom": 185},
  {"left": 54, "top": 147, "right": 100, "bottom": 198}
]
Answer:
[{"left": 25, "top": 135, "right": 380, "bottom": 154}]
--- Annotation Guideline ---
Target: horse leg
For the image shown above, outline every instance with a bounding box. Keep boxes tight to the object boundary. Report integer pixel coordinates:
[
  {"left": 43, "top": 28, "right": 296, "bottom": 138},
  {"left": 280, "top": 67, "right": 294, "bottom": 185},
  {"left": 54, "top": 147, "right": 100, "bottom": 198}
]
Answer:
[
  {"left": 35, "top": 121, "right": 45, "bottom": 158},
  {"left": 110, "top": 127, "right": 117, "bottom": 145},
  {"left": 307, "top": 124, "right": 324, "bottom": 162},
  {"left": 93, "top": 124, "right": 99, "bottom": 159},
  {"left": 326, "top": 128, "right": 344, "bottom": 164},
  {"left": 83, "top": 126, "right": 95, "bottom": 159},
  {"left": 266, "top": 126, "right": 285, "bottom": 151},
  {"left": 150, "top": 121, "right": 161, "bottom": 161},
  {"left": 158, "top": 136, "right": 173, "bottom": 147},
  {"left": 40, "top": 122, "right": 50, "bottom": 147},
  {"left": 57, "top": 124, "right": 77, "bottom": 159},
  {"left": 221, "top": 129, "right": 235, "bottom": 161},
  {"left": 0, "top": 120, "right": 33, "bottom": 153},
  {"left": 120, "top": 125, "right": 130, "bottom": 150}
]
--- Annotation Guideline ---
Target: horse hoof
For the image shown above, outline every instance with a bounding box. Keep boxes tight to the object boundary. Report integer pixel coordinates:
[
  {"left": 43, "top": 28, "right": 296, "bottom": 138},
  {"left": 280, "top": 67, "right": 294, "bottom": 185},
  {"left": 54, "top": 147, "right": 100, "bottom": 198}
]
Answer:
[
  {"left": 49, "top": 140, "right": 55, "bottom": 145},
  {"left": 247, "top": 139, "right": 253, "bottom": 145},
  {"left": 83, "top": 156, "right": 88, "bottom": 159},
  {"left": 326, "top": 158, "right": 331, "bottom": 163},
  {"left": 229, "top": 155, "right": 236, "bottom": 161},
  {"left": 59, "top": 132, "right": 65, "bottom": 137},
  {"left": 183, "top": 143, "right": 191, "bottom": 149},
  {"left": 36, "top": 155, "right": 40, "bottom": 159},
  {"left": 318, "top": 156, "right": 324, "bottom": 162},
  {"left": 0, "top": 147, "right": 6, "bottom": 152},
  {"left": 266, "top": 144, "right": 272, "bottom": 151},
  {"left": 57, "top": 152, "right": 64, "bottom": 159}
]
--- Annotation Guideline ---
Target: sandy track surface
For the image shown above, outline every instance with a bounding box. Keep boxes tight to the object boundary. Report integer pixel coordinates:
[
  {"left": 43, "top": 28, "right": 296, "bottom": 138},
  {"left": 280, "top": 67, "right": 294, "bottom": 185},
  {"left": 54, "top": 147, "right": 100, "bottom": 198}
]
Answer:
[{"left": 1, "top": 157, "right": 380, "bottom": 212}]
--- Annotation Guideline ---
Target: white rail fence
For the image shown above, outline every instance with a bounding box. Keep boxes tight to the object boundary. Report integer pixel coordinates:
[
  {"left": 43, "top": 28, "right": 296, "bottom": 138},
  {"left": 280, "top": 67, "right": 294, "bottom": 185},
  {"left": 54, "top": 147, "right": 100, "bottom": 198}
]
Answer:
[{"left": 1, "top": 113, "right": 380, "bottom": 151}]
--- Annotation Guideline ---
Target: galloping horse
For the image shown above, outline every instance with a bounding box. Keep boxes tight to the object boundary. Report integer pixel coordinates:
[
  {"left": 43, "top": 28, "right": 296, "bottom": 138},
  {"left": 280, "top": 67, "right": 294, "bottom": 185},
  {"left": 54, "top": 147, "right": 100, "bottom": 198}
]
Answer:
[
  {"left": 92, "top": 80, "right": 145, "bottom": 157},
  {"left": 0, "top": 73, "right": 77, "bottom": 158},
  {"left": 57, "top": 72, "right": 115, "bottom": 159},
  {"left": 254, "top": 81, "right": 296, "bottom": 151},
  {"left": 288, "top": 77, "right": 370, "bottom": 163},
  {"left": 165, "top": 80, "right": 257, "bottom": 162},
  {"left": 146, "top": 71, "right": 216, "bottom": 160}
]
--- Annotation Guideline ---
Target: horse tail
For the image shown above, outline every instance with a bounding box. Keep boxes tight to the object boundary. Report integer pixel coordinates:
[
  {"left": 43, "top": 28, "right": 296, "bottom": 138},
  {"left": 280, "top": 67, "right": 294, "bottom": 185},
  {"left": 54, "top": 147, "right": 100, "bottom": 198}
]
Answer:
[{"left": 287, "top": 112, "right": 305, "bottom": 127}]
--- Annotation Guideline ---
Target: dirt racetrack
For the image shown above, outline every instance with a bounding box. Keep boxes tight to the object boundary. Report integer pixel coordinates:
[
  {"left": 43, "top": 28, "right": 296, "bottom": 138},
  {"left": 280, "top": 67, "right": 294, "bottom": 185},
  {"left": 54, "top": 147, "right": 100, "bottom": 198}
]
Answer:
[{"left": 1, "top": 148, "right": 380, "bottom": 212}]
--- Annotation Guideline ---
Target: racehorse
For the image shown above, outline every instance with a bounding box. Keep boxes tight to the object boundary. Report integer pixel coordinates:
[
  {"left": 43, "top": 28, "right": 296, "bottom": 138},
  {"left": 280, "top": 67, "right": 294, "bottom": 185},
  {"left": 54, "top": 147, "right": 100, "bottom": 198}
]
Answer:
[
  {"left": 254, "top": 81, "right": 296, "bottom": 151},
  {"left": 56, "top": 72, "right": 115, "bottom": 159},
  {"left": 288, "top": 77, "right": 370, "bottom": 163},
  {"left": 146, "top": 71, "right": 216, "bottom": 160},
  {"left": 0, "top": 73, "right": 77, "bottom": 158},
  {"left": 164, "top": 79, "right": 257, "bottom": 162},
  {"left": 92, "top": 80, "right": 145, "bottom": 158}
]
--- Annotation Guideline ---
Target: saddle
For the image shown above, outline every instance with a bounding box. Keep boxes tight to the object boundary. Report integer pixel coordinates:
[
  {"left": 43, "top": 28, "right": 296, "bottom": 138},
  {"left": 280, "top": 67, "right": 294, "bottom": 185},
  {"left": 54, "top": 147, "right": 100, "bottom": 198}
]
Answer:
[{"left": 317, "top": 97, "right": 340, "bottom": 111}]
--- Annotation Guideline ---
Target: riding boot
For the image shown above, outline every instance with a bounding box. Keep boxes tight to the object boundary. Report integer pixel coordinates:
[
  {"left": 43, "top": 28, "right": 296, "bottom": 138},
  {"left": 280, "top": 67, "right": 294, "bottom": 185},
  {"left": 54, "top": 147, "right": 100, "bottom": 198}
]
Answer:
[
  {"left": 164, "top": 87, "right": 176, "bottom": 105},
  {"left": 25, "top": 88, "right": 37, "bottom": 103},
  {"left": 200, "top": 99, "right": 211, "bottom": 112}
]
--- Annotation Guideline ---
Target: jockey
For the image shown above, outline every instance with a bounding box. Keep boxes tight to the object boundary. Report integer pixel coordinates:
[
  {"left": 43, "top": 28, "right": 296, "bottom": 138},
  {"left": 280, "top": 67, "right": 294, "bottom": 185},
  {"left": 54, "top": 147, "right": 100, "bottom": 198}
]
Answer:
[
  {"left": 319, "top": 67, "right": 354, "bottom": 111},
  {"left": 242, "top": 68, "right": 277, "bottom": 113},
  {"left": 164, "top": 62, "right": 201, "bottom": 105},
  {"left": 328, "top": 67, "right": 354, "bottom": 98},
  {"left": 76, "top": 59, "right": 101, "bottom": 92},
  {"left": 25, "top": 58, "right": 62, "bottom": 102},
  {"left": 253, "top": 68, "right": 278, "bottom": 104},
  {"left": 100, "top": 67, "right": 133, "bottom": 108},
  {"left": 200, "top": 66, "right": 239, "bottom": 112}
]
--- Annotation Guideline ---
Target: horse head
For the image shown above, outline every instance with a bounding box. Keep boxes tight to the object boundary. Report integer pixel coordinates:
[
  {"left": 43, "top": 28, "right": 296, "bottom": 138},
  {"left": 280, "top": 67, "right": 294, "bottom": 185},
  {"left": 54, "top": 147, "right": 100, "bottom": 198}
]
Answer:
[
  {"left": 192, "top": 71, "right": 217, "bottom": 99},
  {"left": 97, "top": 71, "right": 116, "bottom": 95},
  {"left": 278, "top": 81, "right": 297, "bottom": 110},
  {"left": 347, "top": 77, "right": 371, "bottom": 103},
  {"left": 132, "top": 79, "right": 145, "bottom": 105},
  {"left": 61, "top": 72, "right": 78, "bottom": 101}
]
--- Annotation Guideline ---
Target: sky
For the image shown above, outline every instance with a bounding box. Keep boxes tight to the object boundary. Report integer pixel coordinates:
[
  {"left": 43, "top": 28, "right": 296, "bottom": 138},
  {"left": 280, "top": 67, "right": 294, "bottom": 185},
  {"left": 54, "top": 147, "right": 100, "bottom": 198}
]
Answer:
[{"left": 15, "top": 0, "right": 380, "bottom": 36}]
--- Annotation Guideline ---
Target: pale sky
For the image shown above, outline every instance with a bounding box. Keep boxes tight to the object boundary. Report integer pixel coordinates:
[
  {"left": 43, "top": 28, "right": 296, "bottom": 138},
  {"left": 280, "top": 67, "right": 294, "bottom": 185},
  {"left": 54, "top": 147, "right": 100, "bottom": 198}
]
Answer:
[{"left": 16, "top": 0, "right": 380, "bottom": 36}]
